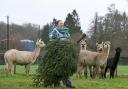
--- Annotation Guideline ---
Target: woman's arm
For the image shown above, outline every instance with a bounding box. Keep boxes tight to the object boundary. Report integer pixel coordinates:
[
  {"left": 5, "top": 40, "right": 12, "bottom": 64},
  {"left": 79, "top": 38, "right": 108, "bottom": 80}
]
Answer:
[{"left": 51, "top": 28, "right": 63, "bottom": 39}]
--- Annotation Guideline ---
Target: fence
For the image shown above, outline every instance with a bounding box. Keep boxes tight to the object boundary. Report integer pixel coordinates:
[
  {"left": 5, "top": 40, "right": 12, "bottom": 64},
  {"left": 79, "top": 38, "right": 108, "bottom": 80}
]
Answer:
[{"left": 119, "top": 57, "right": 128, "bottom": 65}]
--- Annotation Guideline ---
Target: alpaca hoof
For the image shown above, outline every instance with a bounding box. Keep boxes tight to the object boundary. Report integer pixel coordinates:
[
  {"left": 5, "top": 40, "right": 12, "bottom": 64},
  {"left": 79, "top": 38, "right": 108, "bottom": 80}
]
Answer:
[
  {"left": 99, "top": 77, "right": 104, "bottom": 80},
  {"left": 99, "top": 77, "right": 103, "bottom": 80},
  {"left": 99, "top": 78, "right": 103, "bottom": 80}
]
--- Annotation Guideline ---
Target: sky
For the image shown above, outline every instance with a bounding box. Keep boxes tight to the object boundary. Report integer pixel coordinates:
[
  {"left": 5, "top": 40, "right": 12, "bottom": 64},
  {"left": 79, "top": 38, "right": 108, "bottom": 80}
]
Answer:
[{"left": 0, "top": 0, "right": 128, "bottom": 33}]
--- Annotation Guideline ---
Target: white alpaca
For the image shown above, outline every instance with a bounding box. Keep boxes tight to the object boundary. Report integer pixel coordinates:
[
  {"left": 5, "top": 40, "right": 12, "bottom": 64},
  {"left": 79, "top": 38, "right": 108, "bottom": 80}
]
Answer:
[
  {"left": 76, "top": 39, "right": 93, "bottom": 78},
  {"left": 77, "top": 40, "right": 111, "bottom": 79},
  {"left": 4, "top": 39, "right": 45, "bottom": 76}
]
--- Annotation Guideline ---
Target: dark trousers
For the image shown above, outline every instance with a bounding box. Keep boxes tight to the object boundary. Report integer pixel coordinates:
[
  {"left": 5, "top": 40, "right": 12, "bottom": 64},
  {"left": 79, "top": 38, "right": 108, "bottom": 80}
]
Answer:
[{"left": 63, "top": 79, "right": 72, "bottom": 87}]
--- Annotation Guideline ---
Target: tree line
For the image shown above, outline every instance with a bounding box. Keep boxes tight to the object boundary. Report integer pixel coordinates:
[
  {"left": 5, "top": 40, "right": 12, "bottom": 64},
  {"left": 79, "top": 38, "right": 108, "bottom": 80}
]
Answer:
[
  {"left": 87, "top": 4, "right": 128, "bottom": 57},
  {"left": 0, "top": 22, "right": 39, "bottom": 52},
  {"left": 1, "top": 4, "right": 128, "bottom": 57}
]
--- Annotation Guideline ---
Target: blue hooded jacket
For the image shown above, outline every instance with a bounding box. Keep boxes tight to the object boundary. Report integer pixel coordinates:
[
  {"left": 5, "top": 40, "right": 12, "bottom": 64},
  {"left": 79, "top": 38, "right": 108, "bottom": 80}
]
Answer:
[{"left": 49, "top": 26, "right": 70, "bottom": 41}]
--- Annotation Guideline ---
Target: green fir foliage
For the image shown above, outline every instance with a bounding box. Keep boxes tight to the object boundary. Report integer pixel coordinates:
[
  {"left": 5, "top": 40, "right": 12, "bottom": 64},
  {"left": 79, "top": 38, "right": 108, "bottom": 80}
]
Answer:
[{"left": 33, "top": 40, "right": 78, "bottom": 87}]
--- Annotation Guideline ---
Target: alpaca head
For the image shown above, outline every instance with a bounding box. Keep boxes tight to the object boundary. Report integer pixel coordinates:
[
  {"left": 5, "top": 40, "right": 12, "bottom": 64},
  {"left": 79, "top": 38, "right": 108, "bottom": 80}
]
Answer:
[
  {"left": 96, "top": 41, "right": 104, "bottom": 52},
  {"left": 115, "top": 47, "right": 122, "bottom": 53},
  {"left": 80, "top": 39, "right": 87, "bottom": 50},
  {"left": 103, "top": 41, "right": 111, "bottom": 49},
  {"left": 36, "top": 38, "right": 45, "bottom": 48}
]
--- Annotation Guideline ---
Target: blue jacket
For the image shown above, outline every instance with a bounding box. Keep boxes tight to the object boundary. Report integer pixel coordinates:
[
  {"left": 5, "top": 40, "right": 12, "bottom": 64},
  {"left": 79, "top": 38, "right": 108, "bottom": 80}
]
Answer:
[{"left": 49, "top": 26, "right": 70, "bottom": 41}]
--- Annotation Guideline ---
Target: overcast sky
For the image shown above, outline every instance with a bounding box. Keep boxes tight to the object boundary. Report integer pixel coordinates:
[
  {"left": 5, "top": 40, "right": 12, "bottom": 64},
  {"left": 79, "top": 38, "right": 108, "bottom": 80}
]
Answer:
[{"left": 0, "top": 0, "right": 128, "bottom": 33}]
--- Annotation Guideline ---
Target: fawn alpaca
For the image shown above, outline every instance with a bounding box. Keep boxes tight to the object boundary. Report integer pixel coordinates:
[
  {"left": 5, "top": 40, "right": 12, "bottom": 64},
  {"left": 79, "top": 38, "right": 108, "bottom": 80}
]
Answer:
[{"left": 4, "top": 39, "right": 45, "bottom": 76}]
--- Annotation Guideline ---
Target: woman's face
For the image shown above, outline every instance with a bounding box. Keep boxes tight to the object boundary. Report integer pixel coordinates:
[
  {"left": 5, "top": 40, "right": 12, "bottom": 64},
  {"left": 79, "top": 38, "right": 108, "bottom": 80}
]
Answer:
[{"left": 57, "top": 20, "right": 64, "bottom": 28}]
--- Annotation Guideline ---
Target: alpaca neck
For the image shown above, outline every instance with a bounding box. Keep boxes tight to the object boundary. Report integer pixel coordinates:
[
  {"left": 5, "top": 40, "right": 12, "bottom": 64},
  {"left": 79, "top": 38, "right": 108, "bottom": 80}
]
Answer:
[
  {"left": 113, "top": 52, "right": 121, "bottom": 66},
  {"left": 100, "top": 46, "right": 110, "bottom": 61},
  {"left": 32, "top": 46, "right": 41, "bottom": 63},
  {"left": 103, "top": 46, "right": 110, "bottom": 56},
  {"left": 80, "top": 46, "right": 86, "bottom": 51}
]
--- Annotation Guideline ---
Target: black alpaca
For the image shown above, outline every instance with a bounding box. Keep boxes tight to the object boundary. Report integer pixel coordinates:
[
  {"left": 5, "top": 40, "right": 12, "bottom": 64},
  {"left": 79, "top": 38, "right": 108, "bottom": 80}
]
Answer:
[{"left": 104, "top": 47, "right": 122, "bottom": 79}]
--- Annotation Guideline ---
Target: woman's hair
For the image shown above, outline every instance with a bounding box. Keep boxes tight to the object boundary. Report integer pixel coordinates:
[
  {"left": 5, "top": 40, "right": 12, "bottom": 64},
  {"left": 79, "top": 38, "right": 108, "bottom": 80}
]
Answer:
[{"left": 55, "top": 20, "right": 62, "bottom": 26}]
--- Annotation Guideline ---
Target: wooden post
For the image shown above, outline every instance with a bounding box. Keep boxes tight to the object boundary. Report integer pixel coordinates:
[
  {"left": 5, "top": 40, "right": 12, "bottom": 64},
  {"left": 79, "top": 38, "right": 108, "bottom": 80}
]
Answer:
[{"left": 7, "top": 16, "right": 10, "bottom": 50}]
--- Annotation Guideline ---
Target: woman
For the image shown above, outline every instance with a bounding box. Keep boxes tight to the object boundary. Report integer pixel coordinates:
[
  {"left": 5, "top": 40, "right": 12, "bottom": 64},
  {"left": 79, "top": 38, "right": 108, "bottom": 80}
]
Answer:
[
  {"left": 49, "top": 20, "right": 75, "bottom": 88},
  {"left": 49, "top": 20, "right": 70, "bottom": 41}
]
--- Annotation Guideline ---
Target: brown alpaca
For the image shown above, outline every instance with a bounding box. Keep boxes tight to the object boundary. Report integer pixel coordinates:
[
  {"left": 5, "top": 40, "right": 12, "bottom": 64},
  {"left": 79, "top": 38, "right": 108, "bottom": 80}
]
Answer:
[
  {"left": 77, "top": 40, "right": 111, "bottom": 79},
  {"left": 4, "top": 39, "right": 45, "bottom": 76},
  {"left": 95, "top": 41, "right": 111, "bottom": 78}
]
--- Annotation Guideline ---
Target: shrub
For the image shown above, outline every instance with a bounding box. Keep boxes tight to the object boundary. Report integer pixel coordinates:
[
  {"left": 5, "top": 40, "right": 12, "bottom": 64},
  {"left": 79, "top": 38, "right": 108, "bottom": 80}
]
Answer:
[{"left": 33, "top": 40, "right": 78, "bottom": 87}]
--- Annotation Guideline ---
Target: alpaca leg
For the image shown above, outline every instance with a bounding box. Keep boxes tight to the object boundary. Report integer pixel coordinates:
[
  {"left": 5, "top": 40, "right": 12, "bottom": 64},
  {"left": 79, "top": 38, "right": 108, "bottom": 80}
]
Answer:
[
  {"left": 115, "top": 68, "right": 117, "bottom": 77},
  {"left": 8, "top": 63, "right": 14, "bottom": 76},
  {"left": 5, "top": 63, "right": 9, "bottom": 75},
  {"left": 25, "top": 64, "right": 30, "bottom": 76},
  {"left": 8, "top": 65, "right": 11, "bottom": 75},
  {"left": 93, "top": 66, "right": 98, "bottom": 78},
  {"left": 14, "top": 63, "right": 16, "bottom": 74},
  {"left": 103, "top": 63, "right": 107, "bottom": 79},
  {"left": 11, "top": 64, "right": 14, "bottom": 76},
  {"left": 97, "top": 66, "right": 100, "bottom": 78},
  {"left": 92, "top": 66, "right": 96, "bottom": 78},
  {"left": 5, "top": 59, "right": 10, "bottom": 75},
  {"left": 25, "top": 65, "right": 27, "bottom": 75},
  {"left": 89, "top": 65, "right": 93, "bottom": 78},
  {"left": 84, "top": 65, "right": 87, "bottom": 78},
  {"left": 101, "top": 66, "right": 105, "bottom": 79},
  {"left": 99, "top": 69, "right": 102, "bottom": 79},
  {"left": 98, "top": 66, "right": 102, "bottom": 79},
  {"left": 104, "top": 67, "right": 108, "bottom": 78},
  {"left": 110, "top": 69, "right": 114, "bottom": 79},
  {"left": 112, "top": 70, "right": 115, "bottom": 79},
  {"left": 76, "top": 67, "right": 82, "bottom": 78},
  {"left": 76, "top": 65, "right": 83, "bottom": 78},
  {"left": 110, "top": 69, "right": 112, "bottom": 79}
]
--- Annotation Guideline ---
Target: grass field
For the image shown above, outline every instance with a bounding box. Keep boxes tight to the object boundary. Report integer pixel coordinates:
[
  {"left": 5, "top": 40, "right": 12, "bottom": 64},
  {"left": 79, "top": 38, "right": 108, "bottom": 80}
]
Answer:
[{"left": 0, "top": 65, "right": 128, "bottom": 89}]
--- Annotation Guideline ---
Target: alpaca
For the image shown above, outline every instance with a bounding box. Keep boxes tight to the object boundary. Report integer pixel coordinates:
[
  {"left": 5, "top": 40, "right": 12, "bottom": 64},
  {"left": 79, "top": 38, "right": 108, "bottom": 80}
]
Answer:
[
  {"left": 4, "top": 39, "right": 45, "bottom": 76},
  {"left": 90, "top": 41, "right": 104, "bottom": 78},
  {"left": 95, "top": 41, "right": 111, "bottom": 79},
  {"left": 82, "top": 41, "right": 104, "bottom": 78},
  {"left": 77, "top": 40, "right": 111, "bottom": 79},
  {"left": 104, "top": 47, "right": 122, "bottom": 79},
  {"left": 95, "top": 41, "right": 106, "bottom": 77},
  {"left": 76, "top": 39, "right": 93, "bottom": 78}
]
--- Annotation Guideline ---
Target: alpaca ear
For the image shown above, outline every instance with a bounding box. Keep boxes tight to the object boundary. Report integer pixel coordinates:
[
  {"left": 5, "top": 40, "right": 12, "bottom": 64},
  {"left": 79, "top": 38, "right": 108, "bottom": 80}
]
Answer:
[
  {"left": 39, "top": 38, "right": 41, "bottom": 42},
  {"left": 96, "top": 41, "right": 99, "bottom": 46},
  {"left": 101, "top": 42, "right": 104, "bottom": 44},
  {"left": 104, "top": 41, "right": 110, "bottom": 45},
  {"left": 107, "top": 41, "right": 111, "bottom": 45},
  {"left": 83, "top": 38, "right": 86, "bottom": 42},
  {"left": 37, "top": 38, "right": 39, "bottom": 41},
  {"left": 40, "top": 38, "right": 43, "bottom": 41},
  {"left": 38, "top": 38, "right": 43, "bottom": 42},
  {"left": 79, "top": 40, "right": 82, "bottom": 43}
]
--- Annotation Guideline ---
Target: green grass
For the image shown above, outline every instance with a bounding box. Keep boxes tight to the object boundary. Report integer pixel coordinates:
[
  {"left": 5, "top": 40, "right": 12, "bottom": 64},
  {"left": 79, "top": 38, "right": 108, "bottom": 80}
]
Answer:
[{"left": 0, "top": 65, "right": 128, "bottom": 89}]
